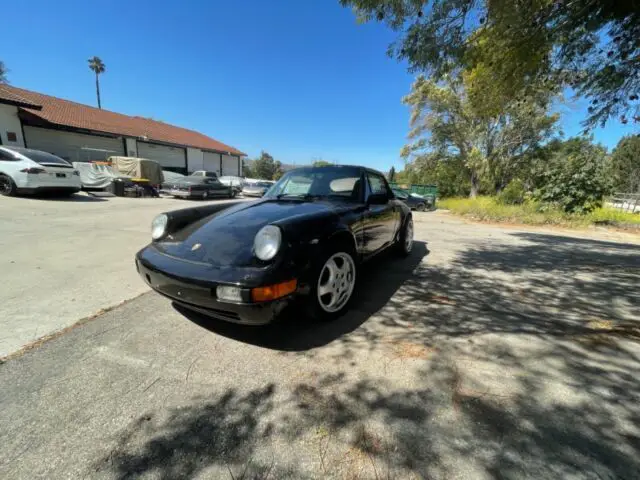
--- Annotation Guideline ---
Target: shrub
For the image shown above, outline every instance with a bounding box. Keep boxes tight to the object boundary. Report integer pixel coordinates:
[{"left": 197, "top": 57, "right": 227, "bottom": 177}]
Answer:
[
  {"left": 533, "top": 137, "right": 609, "bottom": 214},
  {"left": 497, "top": 179, "right": 526, "bottom": 205}
]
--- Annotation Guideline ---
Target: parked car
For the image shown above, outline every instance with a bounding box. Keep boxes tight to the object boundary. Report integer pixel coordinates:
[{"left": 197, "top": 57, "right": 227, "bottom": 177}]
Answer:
[
  {"left": 218, "top": 175, "right": 244, "bottom": 194},
  {"left": 135, "top": 165, "right": 413, "bottom": 325},
  {"left": 190, "top": 170, "right": 218, "bottom": 179},
  {"left": 159, "top": 170, "right": 186, "bottom": 194},
  {"left": 392, "top": 187, "right": 430, "bottom": 211},
  {"left": 166, "top": 176, "right": 237, "bottom": 200},
  {"left": 0, "top": 146, "right": 81, "bottom": 196},
  {"left": 242, "top": 180, "right": 273, "bottom": 197}
]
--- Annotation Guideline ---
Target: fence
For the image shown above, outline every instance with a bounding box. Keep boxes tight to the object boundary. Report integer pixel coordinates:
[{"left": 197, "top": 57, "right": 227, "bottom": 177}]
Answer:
[{"left": 610, "top": 192, "right": 640, "bottom": 213}]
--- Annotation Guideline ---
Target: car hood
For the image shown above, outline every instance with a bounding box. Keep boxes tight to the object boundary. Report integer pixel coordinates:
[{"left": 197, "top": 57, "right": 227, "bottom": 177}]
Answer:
[{"left": 154, "top": 200, "right": 338, "bottom": 267}]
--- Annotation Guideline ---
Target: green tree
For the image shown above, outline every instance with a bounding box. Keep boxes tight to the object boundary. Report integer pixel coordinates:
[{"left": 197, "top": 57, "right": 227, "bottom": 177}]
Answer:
[
  {"left": 0, "top": 61, "right": 8, "bottom": 84},
  {"left": 312, "top": 159, "right": 333, "bottom": 167},
  {"left": 242, "top": 159, "right": 254, "bottom": 178},
  {"left": 534, "top": 137, "right": 609, "bottom": 213},
  {"left": 402, "top": 75, "right": 558, "bottom": 197},
  {"left": 610, "top": 135, "right": 640, "bottom": 193},
  {"left": 388, "top": 166, "right": 396, "bottom": 182},
  {"left": 340, "top": 0, "right": 640, "bottom": 128},
  {"left": 253, "top": 151, "right": 283, "bottom": 180},
  {"left": 88, "top": 56, "right": 106, "bottom": 109}
]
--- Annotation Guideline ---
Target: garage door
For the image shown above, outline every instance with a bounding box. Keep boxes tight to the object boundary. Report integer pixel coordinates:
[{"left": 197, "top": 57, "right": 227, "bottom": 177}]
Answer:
[
  {"left": 221, "top": 154, "right": 239, "bottom": 176},
  {"left": 24, "top": 126, "right": 124, "bottom": 162},
  {"left": 203, "top": 151, "right": 221, "bottom": 175},
  {"left": 138, "top": 142, "right": 186, "bottom": 173}
]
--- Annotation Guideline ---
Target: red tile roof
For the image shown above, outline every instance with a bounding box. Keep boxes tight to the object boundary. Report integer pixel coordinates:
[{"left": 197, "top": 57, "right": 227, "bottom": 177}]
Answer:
[{"left": 0, "top": 85, "right": 245, "bottom": 156}]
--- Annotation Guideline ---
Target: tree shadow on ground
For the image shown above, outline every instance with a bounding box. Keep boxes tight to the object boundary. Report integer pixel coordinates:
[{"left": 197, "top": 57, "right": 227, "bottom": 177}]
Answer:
[
  {"left": 174, "top": 241, "right": 429, "bottom": 351},
  {"left": 100, "top": 231, "right": 640, "bottom": 479}
]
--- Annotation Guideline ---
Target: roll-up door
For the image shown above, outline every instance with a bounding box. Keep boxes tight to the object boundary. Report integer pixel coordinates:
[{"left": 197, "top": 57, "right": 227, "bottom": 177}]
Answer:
[
  {"left": 203, "top": 151, "right": 221, "bottom": 175},
  {"left": 137, "top": 142, "right": 186, "bottom": 173},
  {"left": 23, "top": 126, "right": 124, "bottom": 162},
  {"left": 221, "top": 154, "right": 239, "bottom": 176}
]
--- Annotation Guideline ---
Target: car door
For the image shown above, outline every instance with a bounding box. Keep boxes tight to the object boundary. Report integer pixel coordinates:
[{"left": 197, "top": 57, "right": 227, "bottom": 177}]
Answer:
[
  {"left": 205, "top": 178, "right": 228, "bottom": 196},
  {"left": 363, "top": 172, "right": 398, "bottom": 254}
]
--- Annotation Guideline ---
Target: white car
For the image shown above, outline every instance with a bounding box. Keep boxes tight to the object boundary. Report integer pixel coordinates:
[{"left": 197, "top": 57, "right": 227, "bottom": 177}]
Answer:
[{"left": 0, "top": 146, "right": 82, "bottom": 197}]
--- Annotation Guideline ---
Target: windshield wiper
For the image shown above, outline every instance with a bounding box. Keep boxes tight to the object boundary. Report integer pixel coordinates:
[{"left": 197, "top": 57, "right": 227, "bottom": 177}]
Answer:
[{"left": 274, "top": 193, "right": 322, "bottom": 201}]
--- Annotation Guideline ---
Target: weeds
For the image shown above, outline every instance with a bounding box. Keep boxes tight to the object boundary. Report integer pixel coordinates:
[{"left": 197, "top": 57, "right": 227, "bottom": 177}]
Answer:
[{"left": 438, "top": 196, "right": 640, "bottom": 229}]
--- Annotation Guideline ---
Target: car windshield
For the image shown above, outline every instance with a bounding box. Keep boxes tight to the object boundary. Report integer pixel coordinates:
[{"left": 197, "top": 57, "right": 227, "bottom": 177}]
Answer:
[
  {"left": 265, "top": 166, "right": 362, "bottom": 201},
  {"left": 8, "top": 147, "right": 71, "bottom": 166}
]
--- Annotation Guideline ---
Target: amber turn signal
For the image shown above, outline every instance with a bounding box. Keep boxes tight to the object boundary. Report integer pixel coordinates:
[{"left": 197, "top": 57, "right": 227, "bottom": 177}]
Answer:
[{"left": 251, "top": 279, "right": 297, "bottom": 302}]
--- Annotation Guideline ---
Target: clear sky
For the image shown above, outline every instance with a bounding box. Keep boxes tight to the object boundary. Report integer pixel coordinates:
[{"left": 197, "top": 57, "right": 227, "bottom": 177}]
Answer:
[{"left": 2, "top": 0, "right": 635, "bottom": 171}]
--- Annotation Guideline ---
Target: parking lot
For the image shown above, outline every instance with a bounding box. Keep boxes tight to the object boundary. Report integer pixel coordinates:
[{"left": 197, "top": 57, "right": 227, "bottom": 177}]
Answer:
[{"left": 1, "top": 195, "right": 640, "bottom": 479}]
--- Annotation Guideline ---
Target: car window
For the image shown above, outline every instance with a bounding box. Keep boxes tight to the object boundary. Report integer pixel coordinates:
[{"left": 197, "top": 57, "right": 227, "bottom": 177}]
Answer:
[
  {"left": 266, "top": 166, "right": 363, "bottom": 201},
  {"left": 6, "top": 147, "right": 70, "bottom": 166},
  {"left": 367, "top": 173, "right": 388, "bottom": 196},
  {"left": 205, "top": 172, "right": 217, "bottom": 178},
  {"left": 0, "top": 150, "right": 18, "bottom": 161},
  {"left": 393, "top": 189, "right": 408, "bottom": 199}
]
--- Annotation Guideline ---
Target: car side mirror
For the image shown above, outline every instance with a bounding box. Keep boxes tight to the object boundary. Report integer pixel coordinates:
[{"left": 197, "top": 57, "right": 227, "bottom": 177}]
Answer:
[{"left": 367, "top": 193, "right": 388, "bottom": 205}]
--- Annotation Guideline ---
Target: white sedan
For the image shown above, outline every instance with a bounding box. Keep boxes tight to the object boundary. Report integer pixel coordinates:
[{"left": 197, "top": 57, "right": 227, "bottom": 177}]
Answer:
[{"left": 0, "top": 146, "right": 81, "bottom": 196}]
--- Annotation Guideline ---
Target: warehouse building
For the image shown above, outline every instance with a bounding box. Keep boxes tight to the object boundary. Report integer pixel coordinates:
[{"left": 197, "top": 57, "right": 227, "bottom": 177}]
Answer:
[{"left": 0, "top": 85, "right": 245, "bottom": 175}]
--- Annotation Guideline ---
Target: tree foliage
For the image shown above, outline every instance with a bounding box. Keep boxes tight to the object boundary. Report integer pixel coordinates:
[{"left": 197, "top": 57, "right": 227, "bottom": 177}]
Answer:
[
  {"left": 0, "top": 61, "right": 8, "bottom": 84},
  {"left": 340, "top": 0, "right": 640, "bottom": 127},
  {"left": 388, "top": 166, "right": 396, "bottom": 182},
  {"left": 610, "top": 135, "right": 640, "bottom": 193},
  {"left": 402, "top": 75, "right": 558, "bottom": 197},
  {"left": 312, "top": 160, "right": 333, "bottom": 167},
  {"left": 88, "top": 56, "right": 106, "bottom": 109},
  {"left": 533, "top": 137, "right": 609, "bottom": 213},
  {"left": 252, "top": 151, "right": 283, "bottom": 180}
]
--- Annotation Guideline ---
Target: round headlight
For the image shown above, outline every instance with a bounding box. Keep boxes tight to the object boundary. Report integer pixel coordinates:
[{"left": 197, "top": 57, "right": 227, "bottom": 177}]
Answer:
[
  {"left": 151, "top": 214, "right": 168, "bottom": 240},
  {"left": 254, "top": 225, "right": 281, "bottom": 261}
]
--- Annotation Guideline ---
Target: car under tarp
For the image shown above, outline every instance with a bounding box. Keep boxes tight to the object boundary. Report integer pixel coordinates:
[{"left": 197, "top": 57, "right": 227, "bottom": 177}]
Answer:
[
  {"left": 72, "top": 162, "right": 132, "bottom": 190},
  {"left": 108, "top": 156, "right": 164, "bottom": 185}
]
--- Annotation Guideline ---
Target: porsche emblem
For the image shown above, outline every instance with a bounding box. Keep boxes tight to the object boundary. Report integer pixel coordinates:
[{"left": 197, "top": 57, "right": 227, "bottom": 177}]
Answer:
[{"left": 191, "top": 243, "right": 202, "bottom": 251}]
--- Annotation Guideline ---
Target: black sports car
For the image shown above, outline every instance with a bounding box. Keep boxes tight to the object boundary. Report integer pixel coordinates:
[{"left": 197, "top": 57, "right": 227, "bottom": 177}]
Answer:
[
  {"left": 136, "top": 165, "right": 413, "bottom": 324},
  {"left": 165, "top": 176, "right": 237, "bottom": 200}
]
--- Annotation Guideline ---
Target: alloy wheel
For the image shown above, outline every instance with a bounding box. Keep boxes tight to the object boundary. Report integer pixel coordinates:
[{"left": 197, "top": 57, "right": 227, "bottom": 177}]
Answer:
[
  {"left": 317, "top": 252, "right": 356, "bottom": 313},
  {"left": 405, "top": 218, "right": 414, "bottom": 253},
  {"left": 0, "top": 176, "right": 12, "bottom": 196}
]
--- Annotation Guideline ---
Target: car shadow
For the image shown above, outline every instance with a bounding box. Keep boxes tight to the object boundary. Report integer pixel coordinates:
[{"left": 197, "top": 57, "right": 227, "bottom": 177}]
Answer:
[
  {"left": 174, "top": 241, "right": 429, "bottom": 351},
  {"left": 27, "top": 192, "right": 109, "bottom": 202}
]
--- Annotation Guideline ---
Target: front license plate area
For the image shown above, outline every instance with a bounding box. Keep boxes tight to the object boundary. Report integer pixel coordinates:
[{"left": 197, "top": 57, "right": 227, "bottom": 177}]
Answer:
[{"left": 56, "top": 173, "right": 66, "bottom": 178}]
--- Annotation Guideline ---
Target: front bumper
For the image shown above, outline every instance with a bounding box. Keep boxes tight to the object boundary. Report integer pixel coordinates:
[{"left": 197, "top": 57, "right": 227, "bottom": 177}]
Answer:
[
  {"left": 170, "top": 190, "right": 194, "bottom": 198},
  {"left": 136, "top": 247, "right": 295, "bottom": 325}
]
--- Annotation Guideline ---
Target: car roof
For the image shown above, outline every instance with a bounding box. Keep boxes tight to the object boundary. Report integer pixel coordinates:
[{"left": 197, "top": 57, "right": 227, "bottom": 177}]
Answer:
[{"left": 286, "top": 164, "right": 386, "bottom": 177}]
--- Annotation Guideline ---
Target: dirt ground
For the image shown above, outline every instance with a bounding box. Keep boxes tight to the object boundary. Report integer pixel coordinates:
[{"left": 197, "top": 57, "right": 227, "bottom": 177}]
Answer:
[{"left": 0, "top": 210, "right": 639, "bottom": 479}]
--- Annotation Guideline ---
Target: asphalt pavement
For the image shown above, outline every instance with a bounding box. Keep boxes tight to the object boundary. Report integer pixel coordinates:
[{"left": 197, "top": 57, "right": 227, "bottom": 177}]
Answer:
[
  {"left": 0, "top": 193, "right": 244, "bottom": 357},
  {"left": 1, "top": 210, "right": 640, "bottom": 479}
]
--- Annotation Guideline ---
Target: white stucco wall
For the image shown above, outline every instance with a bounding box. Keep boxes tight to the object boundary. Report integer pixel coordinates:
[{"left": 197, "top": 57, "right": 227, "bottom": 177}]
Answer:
[
  {"left": 0, "top": 104, "right": 26, "bottom": 147},
  {"left": 187, "top": 147, "right": 204, "bottom": 173},
  {"left": 125, "top": 137, "right": 138, "bottom": 157}
]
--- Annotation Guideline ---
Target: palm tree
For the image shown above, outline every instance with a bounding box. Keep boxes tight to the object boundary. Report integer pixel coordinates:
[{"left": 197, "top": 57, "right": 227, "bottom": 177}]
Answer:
[
  {"left": 0, "top": 61, "right": 8, "bottom": 84},
  {"left": 88, "top": 56, "right": 106, "bottom": 109}
]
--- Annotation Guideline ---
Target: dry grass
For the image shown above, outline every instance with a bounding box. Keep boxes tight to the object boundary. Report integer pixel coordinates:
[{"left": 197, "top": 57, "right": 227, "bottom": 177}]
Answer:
[{"left": 439, "top": 197, "right": 640, "bottom": 230}]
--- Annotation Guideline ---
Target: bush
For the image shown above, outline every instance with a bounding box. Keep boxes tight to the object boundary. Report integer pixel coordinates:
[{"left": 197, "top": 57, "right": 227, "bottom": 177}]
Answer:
[
  {"left": 533, "top": 137, "right": 609, "bottom": 214},
  {"left": 497, "top": 179, "right": 526, "bottom": 205}
]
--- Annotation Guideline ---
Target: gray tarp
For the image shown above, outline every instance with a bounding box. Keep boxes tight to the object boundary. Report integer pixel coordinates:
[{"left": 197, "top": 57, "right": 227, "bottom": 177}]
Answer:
[
  {"left": 109, "top": 156, "right": 164, "bottom": 185},
  {"left": 73, "top": 162, "right": 131, "bottom": 189}
]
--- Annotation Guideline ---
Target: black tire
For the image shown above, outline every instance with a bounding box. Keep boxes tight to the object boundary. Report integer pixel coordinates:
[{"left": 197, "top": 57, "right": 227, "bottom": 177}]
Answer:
[
  {"left": 306, "top": 245, "right": 358, "bottom": 321},
  {"left": 0, "top": 174, "right": 17, "bottom": 197},
  {"left": 202, "top": 191, "right": 209, "bottom": 200},
  {"left": 416, "top": 203, "right": 426, "bottom": 212},
  {"left": 396, "top": 215, "right": 414, "bottom": 257},
  {"left": 229, "top": 189, "right": 237, "bottom": 199}
]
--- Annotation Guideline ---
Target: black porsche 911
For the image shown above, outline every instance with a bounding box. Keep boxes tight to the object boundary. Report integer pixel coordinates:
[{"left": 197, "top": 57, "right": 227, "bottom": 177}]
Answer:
[{"left": 135, "top": 165, "right": 413, "bottom": 324}]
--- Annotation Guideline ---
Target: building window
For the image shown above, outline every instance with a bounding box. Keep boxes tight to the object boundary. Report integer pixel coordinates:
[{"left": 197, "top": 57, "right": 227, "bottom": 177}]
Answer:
[{"left": 6, "top": 132, "right": 17, "bottom": 142}]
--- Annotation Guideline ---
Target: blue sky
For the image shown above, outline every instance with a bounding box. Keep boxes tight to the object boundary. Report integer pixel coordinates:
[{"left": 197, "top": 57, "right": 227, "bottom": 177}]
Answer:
[{"left": 2, "top": 0, "right": 635, "bottom": 171}]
